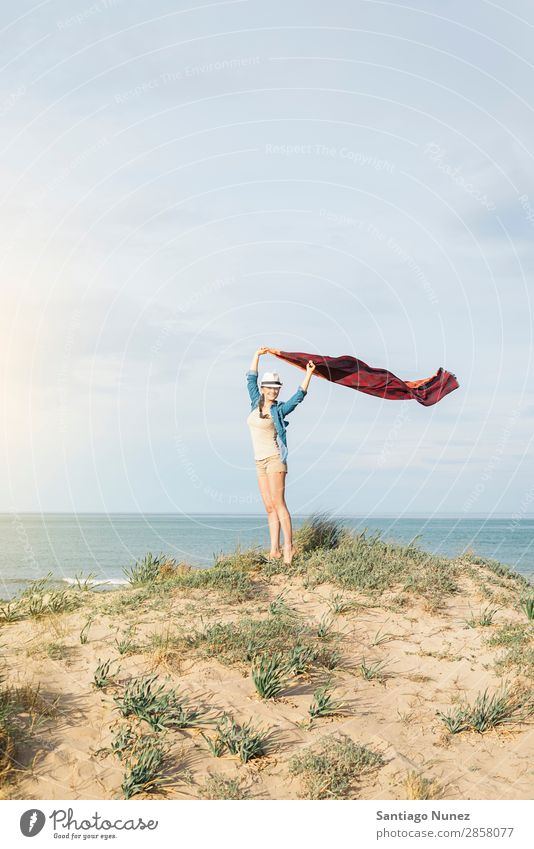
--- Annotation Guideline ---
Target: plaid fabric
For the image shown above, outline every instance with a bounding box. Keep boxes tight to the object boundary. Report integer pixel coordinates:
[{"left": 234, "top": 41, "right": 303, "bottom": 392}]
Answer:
[{"left": 270, "top": 350, "right": 459, "bottom": 407}]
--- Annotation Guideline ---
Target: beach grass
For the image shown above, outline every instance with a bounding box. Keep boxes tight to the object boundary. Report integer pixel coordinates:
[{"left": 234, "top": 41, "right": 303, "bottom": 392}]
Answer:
[
  {"left": 521, "top": 594, "right": 534, "bottom": 621},
  {"left": 359, "top": 657, "right": 389, "bottom": 682},
  {"left": 0, "top": 574, "right": 84, "bottom": 623},
  {"left": 288, "top": 733, "right": 385, "bottom": 799},
  {"left": 203, "top": 713, "right": 270, "bottom": 763},
  {"left": 437, "top": 685, "right": 533, "bottom": 734},
  {"left": 286, "top": 643, "right": 319, "bottom": 674},
  {"left": 251, "top": 652, "right": 291, "bottom": 699},
  {"left": 93, "top": 658, "right": 121, "bottom": 690},
  {"left": 123, "top": 553, "right": 259, "bottom": 603},
  {"left": 316, "top": 612, "right": 336, "bottom": 639},
  {"left": 0, "top": 678, "right": 59, "bottom": 789},
  {"left": 0, "top": 514, "right": 532, "bottom": 800},
  {"left": 114, "top": 625, "right": 140, "bottom": 656},
  {"left": 120, "top": 736, "right": 168, "bottom": 799},
  {"left": 465, "top": 605, "right": 500, "bottom": 627},
  {"left": 326, "top": 592, "right": 359, "bottom": 616},
  {"left": 113, "top": 674, "right": 212, "bottom": 732},
  {"left": 485, "top": 621, "right": 534, "bottom": 678},
  {"left": 308, "top": 682, "right": 348, "bottom": 721},
  {"left": 402, "top": 770, "right": 444, "bottom": 800},
  {"left": 275, "top": 527, "right": 463, "bottom": 612},
  {"left": 461, "top": 551, "right": 532, "bottom": 588},
  {"left": 292, "top": 511, "right": 346, "bottom": 554},
  {"left": 198, "top": 774, "right": 251, "bottom": 800},
  {"left": 187, "top": 609, "right": 320, "bottom": 668},
  {"left": 123, "top": 553, "right": 167, "bottom": 585}
]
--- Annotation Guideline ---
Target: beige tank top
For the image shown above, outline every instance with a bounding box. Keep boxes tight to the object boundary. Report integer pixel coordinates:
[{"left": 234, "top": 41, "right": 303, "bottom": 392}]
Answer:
[{"left": 246, "top": 405, "right": 280, "bottom": 460}]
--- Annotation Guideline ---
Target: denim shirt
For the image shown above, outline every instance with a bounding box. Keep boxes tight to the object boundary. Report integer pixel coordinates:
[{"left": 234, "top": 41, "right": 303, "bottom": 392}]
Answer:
[{"left": 246, "top": 369, "right": 307, "bottom": 463}]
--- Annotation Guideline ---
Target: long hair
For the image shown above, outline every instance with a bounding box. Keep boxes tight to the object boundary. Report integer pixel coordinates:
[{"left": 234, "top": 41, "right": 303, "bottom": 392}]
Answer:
[
  {"left": 258, "top": 390, "right": 269, "bottom": 418},
  {"left": 259, "top": 383, "right": 280, "bottom": 417}
]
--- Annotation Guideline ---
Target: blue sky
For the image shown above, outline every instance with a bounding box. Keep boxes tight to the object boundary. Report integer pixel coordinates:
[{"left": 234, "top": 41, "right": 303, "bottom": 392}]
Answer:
[{"left": 1, "top": 0, "right": 533, "bottom": 516}]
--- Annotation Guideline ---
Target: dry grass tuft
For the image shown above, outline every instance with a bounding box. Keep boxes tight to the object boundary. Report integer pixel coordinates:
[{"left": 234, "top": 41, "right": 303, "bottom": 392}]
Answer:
[{"left": 401, "top": 770, "right": 444, "bottom": 800}]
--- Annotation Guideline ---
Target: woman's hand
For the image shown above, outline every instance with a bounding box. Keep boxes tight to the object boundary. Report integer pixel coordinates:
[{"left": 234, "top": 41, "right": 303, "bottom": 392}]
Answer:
[
  {"left": 300, "top": 359, "right": 316, "bottom": 392},
  {"left": 256, "top": 346, "right": 270, "bottom": 356}
]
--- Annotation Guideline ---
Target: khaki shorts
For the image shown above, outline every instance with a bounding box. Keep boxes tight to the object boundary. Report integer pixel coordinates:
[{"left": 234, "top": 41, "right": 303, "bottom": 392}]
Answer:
[{"left": 255, "top": 453, "right": 287, "bottom": 476}]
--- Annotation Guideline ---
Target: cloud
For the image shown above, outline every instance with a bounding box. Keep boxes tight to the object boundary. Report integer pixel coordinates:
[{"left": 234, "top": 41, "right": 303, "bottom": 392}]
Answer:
[{"left": 1, "top": 0, "right": 532, "bottom": 511}]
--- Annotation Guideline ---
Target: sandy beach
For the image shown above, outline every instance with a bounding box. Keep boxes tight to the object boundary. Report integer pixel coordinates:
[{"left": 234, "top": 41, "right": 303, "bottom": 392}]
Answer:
[{"left": 1, "top": 521, "right": 533, "bottom": 801}]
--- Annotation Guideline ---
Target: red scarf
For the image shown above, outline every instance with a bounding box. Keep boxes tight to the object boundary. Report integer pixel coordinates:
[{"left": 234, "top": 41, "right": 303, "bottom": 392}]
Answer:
[{"left": 269, "top": 349, "right": 459, "bottom": 407}]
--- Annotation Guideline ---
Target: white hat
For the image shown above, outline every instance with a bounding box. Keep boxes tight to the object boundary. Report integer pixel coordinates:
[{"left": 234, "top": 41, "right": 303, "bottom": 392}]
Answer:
[{"left": 260, "top": 371, "right": 283, "bottom": 387}]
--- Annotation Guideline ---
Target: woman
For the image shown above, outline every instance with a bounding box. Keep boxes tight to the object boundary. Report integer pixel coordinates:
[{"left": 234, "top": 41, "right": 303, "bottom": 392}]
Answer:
[{"left": 246, "top": 346, "right": 316, "bottom": 565}]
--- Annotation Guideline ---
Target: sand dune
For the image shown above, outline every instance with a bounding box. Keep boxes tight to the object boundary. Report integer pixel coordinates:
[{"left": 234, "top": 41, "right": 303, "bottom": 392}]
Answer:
[{"left": 1, "top": 537, "right": 532, "bottom": 801}]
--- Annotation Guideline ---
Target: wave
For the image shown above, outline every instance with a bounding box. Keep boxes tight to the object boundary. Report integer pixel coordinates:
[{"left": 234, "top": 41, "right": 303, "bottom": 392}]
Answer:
[
  {"left": 62, "top": 577, "right": 129, "bottom": 586},
  {"left": 0, "top": 575, "right": 128, "bottom": 586}
]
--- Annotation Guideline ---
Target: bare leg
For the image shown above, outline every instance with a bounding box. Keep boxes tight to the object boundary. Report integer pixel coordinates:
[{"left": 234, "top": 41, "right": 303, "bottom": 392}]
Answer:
[
  {"left": 257, "top": 473, "right": 281, "bottom": 557},
  {"left": 267, "top": 471, "right": 296, "bottom": 564}
]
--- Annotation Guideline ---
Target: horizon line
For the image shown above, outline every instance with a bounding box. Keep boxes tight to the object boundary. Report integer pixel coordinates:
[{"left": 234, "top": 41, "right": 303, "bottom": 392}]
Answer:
[{"left": 1, "top": 512, "right": 532, "bottom": 519}]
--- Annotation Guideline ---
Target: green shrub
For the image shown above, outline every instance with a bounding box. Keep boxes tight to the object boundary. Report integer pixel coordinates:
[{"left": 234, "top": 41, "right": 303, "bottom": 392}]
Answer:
[
  {"left": 203, "top": 713, "right": 270, "bottom": 763},
  {"left": 190, "top": 613, "right": 317, "bottom": 669},
  {"left": 93, "top": 658, "right": 120, "bottom": 690},
  {"left": 461, "top": 552, "right": 531, "bottom": 588},
  {"left": 293, "top": 511, "right": 345, "bottom": 554},
  {"left": 251, "top": 652, "right": 289, "bottom": 699},
  {"left": 199, "top": 774, "right": 250, "bottom": 800},
  {"left": 113, "top": 674, "right": 210, "bottom": 731},
  {"left": 308, "top": 683, "right": 348, "bottom": 720},
  {"left": 286, "top": 644, "right": 319, "bottom": 675},
  {"left": 216, "top": 714, "right": 269, "bottom": 763},
  {"left": 437, "top": 685, "right": 533, "bottom": 734},
  {"left": 521, "top": 595, "right": 534, "bottom": 621},
  {"left": 299, "top": 528, "right": 459, "bottom": 608},
  {"left": 359, "top": 657, "right": 388, "bottom": 681},
  {"left": 465, "top": 606, "right": 499, "bottom": 627},
  {"left": 289, "top": 733, "right": 385, "bottom": 799},
  {"left": 121, "top": 737, "right": 166, "bottom": 799},
  {"left": 123, "top": 553, "right": 164, "bottom": 586}
]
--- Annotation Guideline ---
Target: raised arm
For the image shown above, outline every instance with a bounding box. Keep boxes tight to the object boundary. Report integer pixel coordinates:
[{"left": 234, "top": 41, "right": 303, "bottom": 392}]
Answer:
[
  {"left": 300, "top": 359, "right": 316, "bottom": 392},
  {"left": 279, "top": 360, "right": 316, "bottom": 416},
  {"left": 246, "top": 347, "right": 270, "bottom": 407},
  {"left": 249, "top": 346, "right": 269, "bottom": 372}
]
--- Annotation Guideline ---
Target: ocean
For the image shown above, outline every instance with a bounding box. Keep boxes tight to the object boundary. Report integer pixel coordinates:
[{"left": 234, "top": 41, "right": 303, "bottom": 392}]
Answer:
[{"left": 1, "top": 513, "right": 533, "bottom": 599}]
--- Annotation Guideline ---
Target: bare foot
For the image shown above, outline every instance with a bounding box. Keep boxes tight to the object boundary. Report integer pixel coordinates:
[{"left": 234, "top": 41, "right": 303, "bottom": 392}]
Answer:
[
  {"left": 283, "top": 544, "right": 297, "bottom": 565},
  {"left": 268, "top": 549, "right": 282, "bottom": 559}
]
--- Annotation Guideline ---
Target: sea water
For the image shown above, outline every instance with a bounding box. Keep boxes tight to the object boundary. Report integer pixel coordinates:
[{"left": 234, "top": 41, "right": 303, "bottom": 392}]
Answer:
[{"left": 1, "top": 513, "right": 532, "bottom": 599}]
